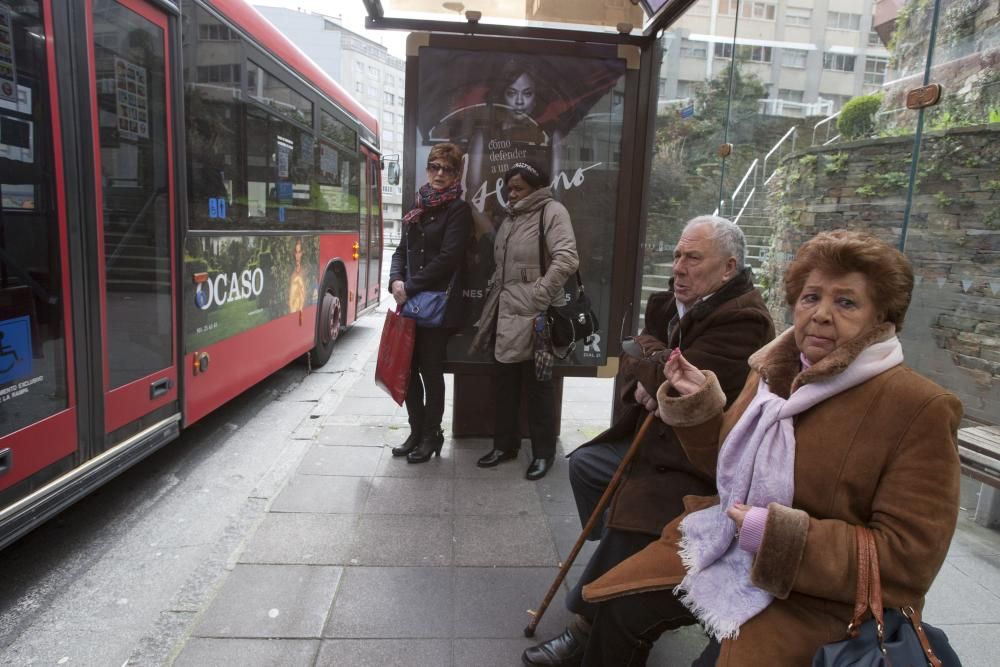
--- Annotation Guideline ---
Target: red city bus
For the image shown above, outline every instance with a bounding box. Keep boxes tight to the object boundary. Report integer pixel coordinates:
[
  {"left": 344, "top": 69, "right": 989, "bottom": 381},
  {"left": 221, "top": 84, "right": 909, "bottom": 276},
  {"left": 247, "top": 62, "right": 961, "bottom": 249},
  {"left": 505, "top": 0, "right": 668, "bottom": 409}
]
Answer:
[{"left": 0, "top": 0, "right": 383, "bottom": 548}]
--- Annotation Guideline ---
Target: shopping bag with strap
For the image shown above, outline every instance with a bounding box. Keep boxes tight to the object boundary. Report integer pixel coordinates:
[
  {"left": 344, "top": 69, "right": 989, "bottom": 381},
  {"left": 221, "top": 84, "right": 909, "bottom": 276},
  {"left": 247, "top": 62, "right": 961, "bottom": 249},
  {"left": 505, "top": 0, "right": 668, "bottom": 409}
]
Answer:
[{"left": 375, "top": 306, "right": 416, "bottom": 405}]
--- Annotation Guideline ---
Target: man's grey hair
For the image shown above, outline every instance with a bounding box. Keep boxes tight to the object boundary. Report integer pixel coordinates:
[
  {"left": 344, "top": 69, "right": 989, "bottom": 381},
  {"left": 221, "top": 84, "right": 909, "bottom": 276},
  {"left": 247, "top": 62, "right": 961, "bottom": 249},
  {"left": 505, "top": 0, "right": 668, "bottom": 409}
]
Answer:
[{"left": 683, "top": 215, "right": 746, "bottom": 269}]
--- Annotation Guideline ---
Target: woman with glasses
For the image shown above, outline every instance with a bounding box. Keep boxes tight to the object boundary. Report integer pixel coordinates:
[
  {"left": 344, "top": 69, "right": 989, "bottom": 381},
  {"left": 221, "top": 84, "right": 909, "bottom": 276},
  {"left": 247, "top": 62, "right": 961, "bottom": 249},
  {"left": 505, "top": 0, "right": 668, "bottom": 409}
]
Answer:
[
  {"left": 388, "top": 143, "right": 473, "bottom": 463},
  {"left": 471, "top": 160, "right": 579, "bottom": 480}
]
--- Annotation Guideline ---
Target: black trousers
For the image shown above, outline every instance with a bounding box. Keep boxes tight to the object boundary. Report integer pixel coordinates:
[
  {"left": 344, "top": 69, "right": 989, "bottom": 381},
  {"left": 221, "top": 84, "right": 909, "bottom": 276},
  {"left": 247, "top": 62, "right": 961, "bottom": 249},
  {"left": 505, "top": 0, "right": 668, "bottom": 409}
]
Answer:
[
  {"left": 493, "top": 359, "right": 557, "bottom": 459},
  {"left": 566, "top": 441, "right": 659, "bottom": 620},
  {"left": 404, "top": 326, "right": 454, "bottom": 434},
  {"left": 583, "top": 589, "right": 706, "bottom": 667},
  {"left": 568, "top": 441, "right": 722, "bottom": 666}
]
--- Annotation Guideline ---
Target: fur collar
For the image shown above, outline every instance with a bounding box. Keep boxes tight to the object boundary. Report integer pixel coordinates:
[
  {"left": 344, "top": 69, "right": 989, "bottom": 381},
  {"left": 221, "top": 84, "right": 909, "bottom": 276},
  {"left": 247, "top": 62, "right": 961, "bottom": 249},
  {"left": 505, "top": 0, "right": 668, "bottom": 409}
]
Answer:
[
  {"left": 749, "top": 322, "right": 898, "bottom": 398},
  {"left": 665, "top": 267, "right": 757, "bottom": 323}
]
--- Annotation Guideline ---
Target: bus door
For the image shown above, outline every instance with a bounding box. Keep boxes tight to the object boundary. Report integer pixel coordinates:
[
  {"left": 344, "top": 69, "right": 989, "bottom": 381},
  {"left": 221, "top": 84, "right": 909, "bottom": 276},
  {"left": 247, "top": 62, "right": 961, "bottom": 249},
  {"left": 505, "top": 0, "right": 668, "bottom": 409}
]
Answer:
[
  {"left": 356, "top": 147, "right": 371, "bottom": 312},
  {"left": 89, "top": 0, "right": 178, "bottom": 438},
  {"left": 0, "top": 0, "right": 78, "bottom": 495},
  {"left": 367, "top": 156, "right": 382, "bottom": 305}
]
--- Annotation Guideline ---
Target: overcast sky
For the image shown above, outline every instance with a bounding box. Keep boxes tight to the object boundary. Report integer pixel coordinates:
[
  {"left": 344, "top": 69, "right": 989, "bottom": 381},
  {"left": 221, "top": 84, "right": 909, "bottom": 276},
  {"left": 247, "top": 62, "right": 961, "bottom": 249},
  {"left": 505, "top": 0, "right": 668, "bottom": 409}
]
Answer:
[{"left": 251, "top": 1, "right": 409, "bottom": 58}]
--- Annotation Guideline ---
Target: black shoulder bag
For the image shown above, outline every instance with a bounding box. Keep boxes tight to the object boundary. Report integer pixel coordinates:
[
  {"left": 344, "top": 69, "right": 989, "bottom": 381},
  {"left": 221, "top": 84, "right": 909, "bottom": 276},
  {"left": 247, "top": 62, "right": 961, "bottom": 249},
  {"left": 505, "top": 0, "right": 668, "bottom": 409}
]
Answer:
[{"left": 537, "top": 203, "right": 599, "bottom": 351}]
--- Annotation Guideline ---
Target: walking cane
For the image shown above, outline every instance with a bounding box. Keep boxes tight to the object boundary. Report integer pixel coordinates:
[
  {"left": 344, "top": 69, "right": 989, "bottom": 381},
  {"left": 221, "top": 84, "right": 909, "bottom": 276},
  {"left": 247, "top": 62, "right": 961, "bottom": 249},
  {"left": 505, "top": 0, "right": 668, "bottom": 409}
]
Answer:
[{"left": 524, "top": 411, "right": 657, "bottom": 637}]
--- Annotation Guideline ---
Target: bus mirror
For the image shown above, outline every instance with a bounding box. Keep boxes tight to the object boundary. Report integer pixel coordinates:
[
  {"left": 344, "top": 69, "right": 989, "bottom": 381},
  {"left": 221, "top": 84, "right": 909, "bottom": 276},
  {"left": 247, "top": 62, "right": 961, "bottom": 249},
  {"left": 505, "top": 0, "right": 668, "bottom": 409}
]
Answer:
[{"left": 380, "top": 154, "right": 399, "bottom": 172}]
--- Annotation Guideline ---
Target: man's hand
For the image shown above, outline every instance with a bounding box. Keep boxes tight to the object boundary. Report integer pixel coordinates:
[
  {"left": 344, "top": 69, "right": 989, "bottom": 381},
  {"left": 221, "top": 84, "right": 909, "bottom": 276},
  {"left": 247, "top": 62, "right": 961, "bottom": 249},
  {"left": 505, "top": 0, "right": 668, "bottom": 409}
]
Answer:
[
  {"left": 391, "top": 280, "right": 407, "bottom": 306},
  {"left": 634, "top": 382, "right": 657, "bottom": 413}
]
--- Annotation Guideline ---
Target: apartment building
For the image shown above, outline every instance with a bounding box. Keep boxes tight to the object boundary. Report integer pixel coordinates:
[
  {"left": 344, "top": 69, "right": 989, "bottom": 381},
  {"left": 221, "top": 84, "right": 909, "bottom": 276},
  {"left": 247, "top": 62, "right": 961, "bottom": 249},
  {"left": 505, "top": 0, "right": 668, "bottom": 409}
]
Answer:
[
  {"left": 659, "top": 0, "right": 891, "bottom": 117},
  {"left": 255, "top": 6, "right": 405, "bottom": 237}
]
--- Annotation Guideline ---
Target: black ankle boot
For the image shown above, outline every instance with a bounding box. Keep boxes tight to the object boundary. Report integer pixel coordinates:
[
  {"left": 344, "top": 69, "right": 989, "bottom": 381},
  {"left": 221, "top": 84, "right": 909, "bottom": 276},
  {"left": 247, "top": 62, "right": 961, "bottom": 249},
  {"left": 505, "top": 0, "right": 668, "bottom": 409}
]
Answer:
[
  {"left": 407, "top": 428, "right": 444, "bottom": 464},
  {"left": 391, "top": 430, "right": 422, "bottom": 457}
]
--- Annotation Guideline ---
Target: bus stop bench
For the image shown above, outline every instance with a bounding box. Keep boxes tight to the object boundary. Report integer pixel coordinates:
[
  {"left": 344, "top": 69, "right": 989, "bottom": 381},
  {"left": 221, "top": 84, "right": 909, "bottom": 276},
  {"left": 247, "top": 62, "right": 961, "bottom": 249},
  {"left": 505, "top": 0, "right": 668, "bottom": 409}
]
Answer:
[{"left": 958, "top": 425, "right": 1000, "bottom": 528}]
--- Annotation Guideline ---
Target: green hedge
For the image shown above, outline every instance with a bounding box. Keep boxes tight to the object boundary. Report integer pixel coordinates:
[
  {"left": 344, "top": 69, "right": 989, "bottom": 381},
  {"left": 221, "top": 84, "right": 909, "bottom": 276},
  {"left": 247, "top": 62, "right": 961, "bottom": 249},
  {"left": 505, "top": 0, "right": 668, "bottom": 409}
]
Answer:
[{"left": 837, "top": 93, "right": 883, "bottom": 140}]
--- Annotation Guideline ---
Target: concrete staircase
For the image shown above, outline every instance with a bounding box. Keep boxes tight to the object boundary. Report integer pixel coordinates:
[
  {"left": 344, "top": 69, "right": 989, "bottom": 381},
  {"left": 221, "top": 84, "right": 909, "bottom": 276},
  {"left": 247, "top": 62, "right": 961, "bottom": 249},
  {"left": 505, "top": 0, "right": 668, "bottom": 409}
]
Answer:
[{"left": 635, "top": 212, "right": 773, "bottom": 331}]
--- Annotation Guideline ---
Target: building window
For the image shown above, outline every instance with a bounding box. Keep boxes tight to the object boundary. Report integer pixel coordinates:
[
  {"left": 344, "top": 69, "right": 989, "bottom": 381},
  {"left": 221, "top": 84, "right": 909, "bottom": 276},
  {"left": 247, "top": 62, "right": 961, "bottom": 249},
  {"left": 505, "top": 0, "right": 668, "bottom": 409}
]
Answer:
[
  {"left": 868, "top": 30, "right": 883, "bottom": 47},
  {"left": 746, "top": 46, "right": 773, "bottom": 63},
  {"left": 383, "top": 129, "right": 394, "bottom": 142},
  {"left": 384, "top": 91, "right": 394, "bottom": 105},
  {"left": 823, "top": 53, "right": 857, "bottom": 72},
  {"left": 354, "top": 61, "right": 363, "bottom": 72},
  {"left": 864, "top": 56, "right": 888, "bottom": 85},
  {"left": 715, "top": 43, "right": 772, "bottom": 63},
  {"left": 827, "top": 11, "right": 862, "bottom": 31},
  {"left": 384, "top": 111, "right": 393, "bottom": 125},
  {"left": 717, "top": 0, "right": 738, "bottom": 15},
  {"left": 368, "top": 65, "right": 378, "bottom": 78},
  {"left": 659, "top": 78, "right": 667, "bottom": 96},
  {"left": 742, "top": 1, "right": 776, "bottom": 20},
  {"left": 355, "top": 81, "right": 362, "bottom": 93},
  {"left": 778, "top": 88, "right": 804, "bottom": 102},
  {"left": 786, "top": 7, "right": 811, "bottom": 26},
  {"left": 680, "top": 39, "right": 707, "bottom": 58},
  {"left": 198, "top": 23, "right": 238, "bottom": 40},
  {"left": 197, "top": 63, "right": 241, "bottom": 83},
  {"left": 781, "top": 48, "right": 808, "bottom": 68},
  {"left": 688, "top": 0, "right": 711, "bottom": 15},
  {"left": 676, "top": 80, "right": 694, "bottom": 99}
]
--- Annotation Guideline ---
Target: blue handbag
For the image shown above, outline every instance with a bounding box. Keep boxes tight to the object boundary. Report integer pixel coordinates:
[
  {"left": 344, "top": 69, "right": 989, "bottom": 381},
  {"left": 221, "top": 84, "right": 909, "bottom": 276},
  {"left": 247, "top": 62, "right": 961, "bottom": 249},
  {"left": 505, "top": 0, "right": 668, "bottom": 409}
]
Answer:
[
  {"left": 402, "top": 289, "right": 448, "bottom": 327},
  {"left": 812, "top": 526, "right": 960, "bottom": 667}
]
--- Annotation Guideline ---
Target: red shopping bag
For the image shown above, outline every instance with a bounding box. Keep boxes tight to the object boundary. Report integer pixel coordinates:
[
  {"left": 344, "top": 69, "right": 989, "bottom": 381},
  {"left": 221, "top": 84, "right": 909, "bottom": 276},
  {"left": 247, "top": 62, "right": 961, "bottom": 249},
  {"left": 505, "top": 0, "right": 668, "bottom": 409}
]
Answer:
[{"left": 375, "top": 307, "right": 416, "bottom": 405}]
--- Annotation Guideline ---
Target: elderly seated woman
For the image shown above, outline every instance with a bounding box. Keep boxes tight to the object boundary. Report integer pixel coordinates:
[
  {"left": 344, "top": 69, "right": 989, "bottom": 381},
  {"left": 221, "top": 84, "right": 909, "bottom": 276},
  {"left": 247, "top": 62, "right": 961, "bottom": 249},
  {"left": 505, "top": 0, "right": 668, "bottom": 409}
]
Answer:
[{"left": 577, "top": 230, "right": 962, "bottom": 666}]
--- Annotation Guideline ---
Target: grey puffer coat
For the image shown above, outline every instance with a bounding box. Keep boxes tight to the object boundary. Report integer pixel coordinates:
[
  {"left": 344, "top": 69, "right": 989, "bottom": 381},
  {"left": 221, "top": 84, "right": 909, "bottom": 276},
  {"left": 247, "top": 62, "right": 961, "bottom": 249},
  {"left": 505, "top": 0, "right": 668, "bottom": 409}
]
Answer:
[{"left": 471, "top": 187, "right": 579, "bottom": 363}]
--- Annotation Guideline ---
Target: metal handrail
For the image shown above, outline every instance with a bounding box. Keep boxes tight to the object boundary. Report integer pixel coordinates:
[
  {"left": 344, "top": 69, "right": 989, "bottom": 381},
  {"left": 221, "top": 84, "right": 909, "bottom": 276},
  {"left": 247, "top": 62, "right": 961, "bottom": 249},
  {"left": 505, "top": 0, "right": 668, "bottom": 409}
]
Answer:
[
  {"left": 823, "top": 134, "right": 842, "bottom": 146},
  {"left": 730, "top": 158, "right": 758, "bottom": 208},
  {"left": 812, "top": 111, "right": 841, "bottom": 145},
  {"left": 733, "top": 186, "right": 756, "bottom": 224},
  {"left": 762, "top": 126, "right": 797, "bottom": 182}
]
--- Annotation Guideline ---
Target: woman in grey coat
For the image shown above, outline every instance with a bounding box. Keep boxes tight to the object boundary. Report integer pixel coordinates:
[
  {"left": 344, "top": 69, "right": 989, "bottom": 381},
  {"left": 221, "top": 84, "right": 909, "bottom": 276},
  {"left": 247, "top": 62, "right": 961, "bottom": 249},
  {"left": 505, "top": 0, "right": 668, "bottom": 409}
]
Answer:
[{"left": 471, "top": 161, "right": 579, "bottom": 480}]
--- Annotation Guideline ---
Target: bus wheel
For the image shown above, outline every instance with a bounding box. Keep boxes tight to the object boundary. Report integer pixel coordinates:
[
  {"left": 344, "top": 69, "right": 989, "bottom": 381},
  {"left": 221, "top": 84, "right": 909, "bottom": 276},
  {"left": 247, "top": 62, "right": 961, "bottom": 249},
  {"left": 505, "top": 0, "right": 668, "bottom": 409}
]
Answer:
[{"left": 310, "top": 273, "right": 342, "bottom": 367}]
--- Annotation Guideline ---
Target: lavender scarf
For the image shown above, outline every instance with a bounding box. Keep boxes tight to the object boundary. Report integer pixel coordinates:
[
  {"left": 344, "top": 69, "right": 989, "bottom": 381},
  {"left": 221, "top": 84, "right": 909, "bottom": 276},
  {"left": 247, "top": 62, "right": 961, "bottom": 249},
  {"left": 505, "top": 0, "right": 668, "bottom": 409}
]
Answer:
[{"left": 676, "top": 333, "right": 904, "bottom": 640}]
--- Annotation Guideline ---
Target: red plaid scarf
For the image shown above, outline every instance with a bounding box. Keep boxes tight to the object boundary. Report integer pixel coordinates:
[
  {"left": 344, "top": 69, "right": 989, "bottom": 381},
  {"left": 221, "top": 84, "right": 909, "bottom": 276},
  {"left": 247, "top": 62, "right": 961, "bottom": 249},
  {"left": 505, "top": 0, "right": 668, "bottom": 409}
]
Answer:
[{"left": 402, "top": 182, "right": 463, "bottom": 225}]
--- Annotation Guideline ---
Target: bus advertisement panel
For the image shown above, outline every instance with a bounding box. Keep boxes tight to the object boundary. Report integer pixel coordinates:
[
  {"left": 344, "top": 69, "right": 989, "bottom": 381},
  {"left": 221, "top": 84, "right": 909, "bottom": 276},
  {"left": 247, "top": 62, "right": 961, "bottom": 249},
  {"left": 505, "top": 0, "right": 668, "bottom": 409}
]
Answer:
[
  {"left": 183, "top": 235, "right": 319, "bottom": 350},
  {"left": 410, "top": 43, "right": 627, "bottom": 368}
]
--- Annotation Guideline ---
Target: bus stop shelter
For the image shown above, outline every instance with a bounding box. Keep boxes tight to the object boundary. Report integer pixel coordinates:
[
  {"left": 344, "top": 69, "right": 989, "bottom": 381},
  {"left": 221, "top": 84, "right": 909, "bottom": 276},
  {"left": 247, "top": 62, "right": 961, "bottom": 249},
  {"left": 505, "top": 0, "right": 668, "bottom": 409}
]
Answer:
[{"left": 362, "top": 0, "right": 695, "bottom": 435}]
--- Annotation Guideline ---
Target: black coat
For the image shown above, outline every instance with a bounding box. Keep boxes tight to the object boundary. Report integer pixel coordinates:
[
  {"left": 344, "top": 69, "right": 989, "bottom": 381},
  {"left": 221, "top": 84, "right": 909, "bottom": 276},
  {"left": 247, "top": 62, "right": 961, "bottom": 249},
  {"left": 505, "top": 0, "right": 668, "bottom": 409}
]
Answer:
[{"left": 389, "top": 197, "right": 473, "bottom": 328}]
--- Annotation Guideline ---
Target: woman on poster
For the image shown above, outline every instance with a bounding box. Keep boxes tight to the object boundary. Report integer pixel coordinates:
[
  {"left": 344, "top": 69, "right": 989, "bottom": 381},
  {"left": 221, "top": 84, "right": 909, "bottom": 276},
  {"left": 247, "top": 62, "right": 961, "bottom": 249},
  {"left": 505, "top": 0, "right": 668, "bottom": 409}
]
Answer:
[{"left": 388, "top": 143, "right": 473, "bottom": 463}]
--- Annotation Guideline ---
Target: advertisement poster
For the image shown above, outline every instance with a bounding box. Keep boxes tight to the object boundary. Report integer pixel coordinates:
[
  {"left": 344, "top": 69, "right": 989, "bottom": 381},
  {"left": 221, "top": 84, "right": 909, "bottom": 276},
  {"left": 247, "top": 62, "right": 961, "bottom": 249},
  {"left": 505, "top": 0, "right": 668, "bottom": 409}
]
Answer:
[
  {"left": 0, "top": 4, "right": 16, "bottom": 104},
  {"left": 413, "top": 46, "right": 626, "bottom": 366},
  {"left": 183, "top": 235, "right": 319, "bottom": 350},
  {"left": 115, "top": 56, "right": 149, "bottom": 141}
]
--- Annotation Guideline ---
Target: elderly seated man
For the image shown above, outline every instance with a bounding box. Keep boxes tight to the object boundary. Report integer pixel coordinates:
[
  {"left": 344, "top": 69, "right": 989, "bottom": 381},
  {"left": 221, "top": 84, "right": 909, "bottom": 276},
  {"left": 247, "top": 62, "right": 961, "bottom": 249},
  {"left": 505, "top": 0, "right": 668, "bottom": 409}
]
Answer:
[{"left": 523, "top": 215, "right": 774, "bottom": 666}]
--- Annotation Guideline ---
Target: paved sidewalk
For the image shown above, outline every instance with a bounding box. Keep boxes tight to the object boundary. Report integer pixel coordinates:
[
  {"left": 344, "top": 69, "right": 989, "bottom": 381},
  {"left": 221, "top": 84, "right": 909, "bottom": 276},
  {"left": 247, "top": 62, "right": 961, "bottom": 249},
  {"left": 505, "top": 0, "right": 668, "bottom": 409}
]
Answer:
[{"left": 167, "top": 308, "right": 1000, "bottom": 666}]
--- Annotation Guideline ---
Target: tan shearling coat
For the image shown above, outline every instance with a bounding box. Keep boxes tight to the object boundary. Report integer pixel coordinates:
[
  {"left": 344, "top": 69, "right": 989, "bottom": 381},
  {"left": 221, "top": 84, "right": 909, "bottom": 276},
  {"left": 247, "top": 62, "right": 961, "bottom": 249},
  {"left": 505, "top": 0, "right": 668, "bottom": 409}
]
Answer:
[
  {"left": 583, "top": 324, "right": 963, "bottom": 666},
  {"left": 471, "top": 187, "right": 579, "bottom": 363}
]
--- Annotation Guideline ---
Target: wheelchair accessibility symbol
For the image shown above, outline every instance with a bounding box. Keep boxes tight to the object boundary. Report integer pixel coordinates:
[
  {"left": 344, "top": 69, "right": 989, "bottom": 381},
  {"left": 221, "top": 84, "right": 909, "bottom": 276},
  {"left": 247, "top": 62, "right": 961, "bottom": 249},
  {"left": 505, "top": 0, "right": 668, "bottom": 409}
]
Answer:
[{"left": 0, "top": 316, "right": 32, "bottom": 385}]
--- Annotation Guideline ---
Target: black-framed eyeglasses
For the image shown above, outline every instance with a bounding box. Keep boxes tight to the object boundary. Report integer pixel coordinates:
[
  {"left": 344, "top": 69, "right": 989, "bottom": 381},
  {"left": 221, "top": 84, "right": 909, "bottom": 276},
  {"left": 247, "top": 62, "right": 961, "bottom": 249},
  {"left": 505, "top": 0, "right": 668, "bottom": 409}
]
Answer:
[{"left": 426, "top": 162, "right": 456, "bottom": 175}]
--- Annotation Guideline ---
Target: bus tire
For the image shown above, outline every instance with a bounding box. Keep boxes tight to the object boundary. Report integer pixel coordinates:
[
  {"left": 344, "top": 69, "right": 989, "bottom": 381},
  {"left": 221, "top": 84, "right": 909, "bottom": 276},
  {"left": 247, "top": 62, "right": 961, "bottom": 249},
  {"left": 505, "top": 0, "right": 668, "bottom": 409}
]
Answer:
[{"left": 310, "top": 271, "right": 342, "bottom": 367}]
